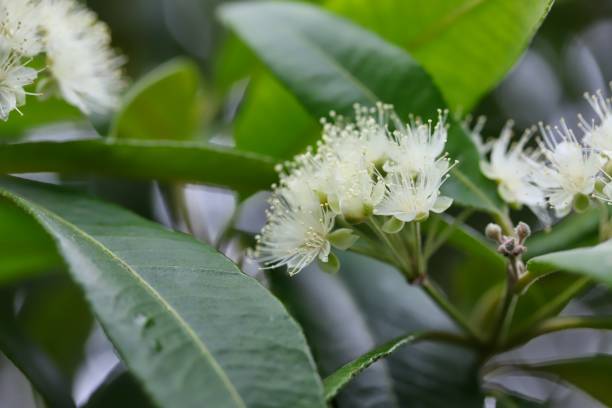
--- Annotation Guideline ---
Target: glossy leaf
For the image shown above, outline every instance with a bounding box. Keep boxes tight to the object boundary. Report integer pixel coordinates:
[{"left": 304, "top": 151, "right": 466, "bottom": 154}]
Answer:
[
  {"left": 0, "top": 139, "right": 276, "bottom": 195},
  {"left": 514, "top": 355, "right": 612, "bottom": 406},
  {"left": 324, "top": 333, "right": 421, "bottom": 400},
  {"left": 0, "top": 177, "right": 325, "bottom": 408},
  {"left": 84, "top": 368, "right": 154, "bottom": 408},
  {"left": 219, "top": 1, "right": 503, "bottom": 214},
  {"left": 111, "top": 59, "right": 204, "bottom": 140},
  {"left": 326, "top": 0, "right": 554, "bottom": 110},
  {"left": 527, "top": 240, "right": 612, "bottom": 287},
  {"left": 0, "top": 98, "right": 83, "bottom": 139},
  {"left": 526, "top": 210, "right": 599, "bottom": 259},
  {"left": 0, "top": 290, "right": 75, "bottom": 408},
  {"left": 0, "top": 199, "right": 63, "bottom": 284}
]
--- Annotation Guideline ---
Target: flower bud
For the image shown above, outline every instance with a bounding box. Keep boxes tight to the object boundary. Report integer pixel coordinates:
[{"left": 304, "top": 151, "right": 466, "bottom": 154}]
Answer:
[
  {"left": 485, "top": 223, "right": 503, "bottom": 243},
  {"left": 515, "top": 221, "right": 531, "bottom": 243}
]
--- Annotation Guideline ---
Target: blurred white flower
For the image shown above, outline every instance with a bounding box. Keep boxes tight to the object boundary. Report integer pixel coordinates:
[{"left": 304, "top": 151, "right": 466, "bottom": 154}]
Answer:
[
  {"left": 580, "top": 88, "right": 612, "bottom": 157},
  {"left": 254, "top": 194, "right": 335, "bottom": 276},
  {"left": 531, "top": 121, "right": 601, "bottom": 217},
  {"left": 39, "top": 0, "right": 125, "bottom": 114},
  {"left": 0, "top": 49, "right": 37, "bottom": 121},
  {"left": 0, "top": 0, "right": 42, "bottom": 56},
  {"left": 478, "top": 122, "right": 545, "bottom": 206},
  {"left": 374, "top": 158, "right": 455, "bottom": 222}
]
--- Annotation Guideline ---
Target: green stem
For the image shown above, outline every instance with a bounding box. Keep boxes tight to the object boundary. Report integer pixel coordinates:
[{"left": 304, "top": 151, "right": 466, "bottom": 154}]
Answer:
[
  {"left": 421, "top": 279, "right": 483, "bottom": 343},
  {"left": 414, "top": 222, "right": 425, "bottom": 278},
  {"left": 493, "top": 210, "right": 514, "bottom": 236},
  {"left": 598, "top": 201, "right": 609, "bottom": 241},
  {"left": 367, "top": 218, "right": 413, "bottom": 278}
]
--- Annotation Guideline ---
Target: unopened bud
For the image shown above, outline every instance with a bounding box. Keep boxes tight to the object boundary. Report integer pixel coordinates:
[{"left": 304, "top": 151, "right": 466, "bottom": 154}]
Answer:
[
  {"left": 485, "top": 223, "right": 503, "bottom": 243},
  {"left": 515, "top": 221, "right": 531, "bottom": 243}
]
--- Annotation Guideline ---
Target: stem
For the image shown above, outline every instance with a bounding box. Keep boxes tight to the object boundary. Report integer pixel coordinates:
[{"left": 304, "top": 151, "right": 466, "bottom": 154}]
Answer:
[
  {"left": 367, "top": 218, "right": 413, "bottom": 278},
  {"left": 421, "top": 279, "right": 483, "bottom": 343},
  {"left": 598, "top": 202, "right": 609, "bottom": 241},
  {"left": 493, "top": 210, "right": 514, "bottom": 236},
  {"left": 414, "top": 222, "right": 425, "bottom": 278}
]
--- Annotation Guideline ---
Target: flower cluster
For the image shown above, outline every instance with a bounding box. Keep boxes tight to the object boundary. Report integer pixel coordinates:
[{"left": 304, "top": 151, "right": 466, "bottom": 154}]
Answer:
[
  {"left": 0, "top": 0, "right": 125, "bottom": 121},
  {"left": 253, "top": 104, "right": 456, "bottom": 275},
  {"left": 472, "top": 85, "right": 612, "bottom": 219}
]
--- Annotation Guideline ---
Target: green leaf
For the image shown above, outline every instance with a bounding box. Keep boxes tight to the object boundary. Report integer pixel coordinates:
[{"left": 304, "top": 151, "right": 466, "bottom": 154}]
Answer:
[
  {"left": 234, "top": 73, "right": 320, "bottom": 159},
  {"left": 0, "top": 139, "right": 276, "bottom": 195},
  {"left": 512, "top": 355, "right": 612, "bottom": 407},
  {"left": 323, "top": 333, "right": 421, "bottom": 400},
  {"left": 0, "top": 199, "right": 63, "bottom": 284},
  {"left": 84, "top": 368, "right": 154, "bottom": 408},
  {"left": 526, "top": 210, "right": 599, "bottom": 259},
  {"left": 219, "top": 1, "right": 503, "bottom": 214},
  {"left": 0, "top": 98, "right": 83, "bottom": 139},
  {"left": 326, "top": 0, "right": 554, "bottom": 110},
  {"left": 0, "top": 290, "right": 75, "bottom": 408},
  {"left": 0, "top": 177, "right": 325, "bottom": 408},
  {"left": 18, "top": 277, "right": 93, "bottom": 380},
  {"left": 111, "top": 59, "right": 205, "bottom": 140},
  {"left": 527, "top": 240, "right": 612, "bottom": 286}
]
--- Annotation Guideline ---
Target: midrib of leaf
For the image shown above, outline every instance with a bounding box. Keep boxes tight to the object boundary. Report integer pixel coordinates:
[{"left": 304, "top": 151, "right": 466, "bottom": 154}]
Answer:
[
  {"left": 406, "top": 0, "right": 487, "bottom": 49},
  {"left": 2, "top": 191, "right": 247, "bottom": 408}
]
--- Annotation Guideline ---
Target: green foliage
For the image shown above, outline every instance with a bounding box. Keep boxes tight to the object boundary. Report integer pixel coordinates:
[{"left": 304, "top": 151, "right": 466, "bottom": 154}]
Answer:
[
  {"left": 326, "top": 0, "right": 554, "bottom": 110},
  {"left": 513, "top": 355, "right": 612, "bottom": 406},
  {"left": 324, "top": 333, "right": 422, "bottom": 400},
  {"left": 111, "top": 59, "right": 205, "bottom": 140},
  {"left": 0, "top": 139, "right": 277, "bottom": 195},
  {"left": 0, "top": 177, "right": 325, "bottom": 408}
]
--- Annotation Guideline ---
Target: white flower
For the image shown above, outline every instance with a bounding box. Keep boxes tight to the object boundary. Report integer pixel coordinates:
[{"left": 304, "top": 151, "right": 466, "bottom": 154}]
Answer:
[
  {"left": 0, "top": 48, "right": 37, "bottom": 121},
  {"left": 321, "top": 103, "right": 396, "bottom": 168},
  {"left": 39, "top": 0, "right": 125, "bottom": 114},
  {"left": 386, "top": 110, "right": 448, "bottom": 176},
  {"left": 479, "top": 122, "right": 545, "bottom": 206},
  {"left": 374, "top": 158, "right": 455, "bottom": 222},
  {"left": 326, "top": 157, "right": 385, "bottom": 222},
  {"left": 0, "top": 0, "right": 42, "bottom": 56},
  {"left": 531, "top": 121, "right": 601, "bottom": 217},
  {"left": 580, "top": 89, "right": 612, "bottom": 157},
  {"left": 254, "top": 194, "right": 335, "bottom": 276}
]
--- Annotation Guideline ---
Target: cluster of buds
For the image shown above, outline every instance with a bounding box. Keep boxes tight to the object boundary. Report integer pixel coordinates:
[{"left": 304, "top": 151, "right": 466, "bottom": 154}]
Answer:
[{"left": 486, "top": 221, "right": 531, "bottom": 284}]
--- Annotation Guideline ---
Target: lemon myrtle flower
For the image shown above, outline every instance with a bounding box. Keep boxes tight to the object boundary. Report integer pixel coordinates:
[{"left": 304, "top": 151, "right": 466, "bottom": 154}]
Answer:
[{"left": 530, "top": 121, "right": 601, "bottom": 217}]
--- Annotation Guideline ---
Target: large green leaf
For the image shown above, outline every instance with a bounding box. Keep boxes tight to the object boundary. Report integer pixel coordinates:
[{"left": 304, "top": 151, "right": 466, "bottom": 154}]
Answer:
[
  {"left": 0, "top": 98, "right": 83, "bottom": 139},
  {"left": 326, "top": 0, "right": 554, "bottom": 110},
  {"left": 0, "top": 199, "right": 63, "bottom": 283},
  {"left": 84, "top": 368, "right": 154, "bottom": 408},
  {"left": 0, "top": 289, "right": 75, "bottom": 408},
  {"left": 111, "top": 59, "right": 205, "bottom": 140},
  {"left": 234, "top": 73, "right": 320, "bottom": 159},
  {"left": 219, "top": 1, "right": 503, "bottom": 214},
  {"left": 513, "top": 355, "right": 612, "bottom": 407},
  {"left": 0, "top": 139, "right": 276, "bottom": 194},
  {"left": 526, "top": 210, "right": 599, "bottom": 259},
  {"left": 0, "top": 177, "right": 325, "bottom": 408},
  {"left": 18, "top": 277, "right": 93, "bottom": 380},
  {"left": 527, "top": 240, "right": 612, "bottom": 287}
]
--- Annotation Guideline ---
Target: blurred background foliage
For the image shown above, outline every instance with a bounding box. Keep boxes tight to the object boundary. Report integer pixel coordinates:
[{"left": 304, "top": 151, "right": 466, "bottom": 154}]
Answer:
[{"left": 3, "top": 0, "right": 612, "bottom": 407}]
